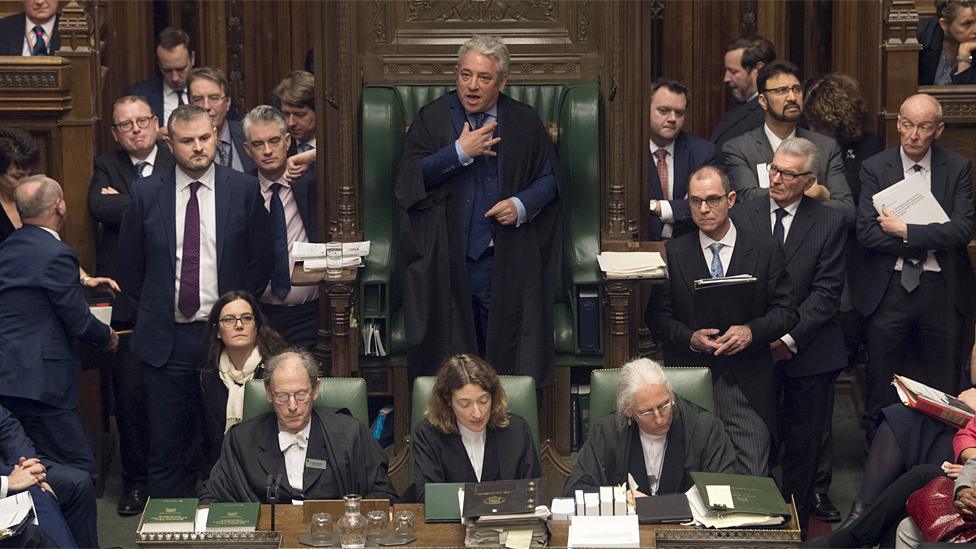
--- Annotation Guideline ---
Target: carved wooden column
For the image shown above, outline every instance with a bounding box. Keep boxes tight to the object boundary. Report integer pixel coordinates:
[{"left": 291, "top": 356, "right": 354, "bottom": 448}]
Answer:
[{"left": 882, "top": 0, "right": 920, "bottom": 144}]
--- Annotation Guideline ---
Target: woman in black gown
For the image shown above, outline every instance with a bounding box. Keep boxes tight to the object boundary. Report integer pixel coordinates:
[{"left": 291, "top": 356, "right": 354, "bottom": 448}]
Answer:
[
  {"left": 0, "top": 127, "right": 40, "bottom": 243},
  {"left": 412, "top": 354, "right": 541, "bottom": 502}
]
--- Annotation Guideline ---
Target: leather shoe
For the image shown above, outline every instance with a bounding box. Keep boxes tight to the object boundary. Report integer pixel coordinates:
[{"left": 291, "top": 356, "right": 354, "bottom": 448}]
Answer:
[
  {"left": 838, "top": 500, "right": 867, "bottom": 530},
  {"left": 812, "top": 493, "right": 841, "bottom": 522},
  {"left": 117, "top": 485, "right": 148, "bottom": 516}
]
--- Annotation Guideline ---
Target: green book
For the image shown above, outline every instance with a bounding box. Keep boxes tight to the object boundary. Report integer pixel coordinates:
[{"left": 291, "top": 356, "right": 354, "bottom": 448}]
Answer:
[
  {"left": 206, "top": 502, "right": 259, "bottom": 532},
  {"left": 139, "top": 498, "right": 198, "bottom": 533},
  {"left": 424, "top": 483, "right": 465, "bottom": 523},
  {"left": 690, "top": 472, "right": 790, "bottom": 517}
]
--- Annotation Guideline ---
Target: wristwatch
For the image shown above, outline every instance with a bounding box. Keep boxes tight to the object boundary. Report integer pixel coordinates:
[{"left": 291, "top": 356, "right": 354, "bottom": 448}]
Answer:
[
  {"left": 958, "top": 54, "right": 973, "bottom": 65},
  {"left": 649, "top": 199, "right": 659, "bottom": 214},
  {"left": 80, "top": 274, "right": 91, "bottom": 286}
]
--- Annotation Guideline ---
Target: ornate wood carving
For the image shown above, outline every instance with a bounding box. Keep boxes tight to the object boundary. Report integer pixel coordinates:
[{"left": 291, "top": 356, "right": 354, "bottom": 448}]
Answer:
[
  {"left": 372, "top": 0, "right": 388, "bottom": 43},
  {"left": 381, "top": 57, "right": 580, "bottom": 79},
  {"left": 226, "top": 0, "right": 246, "bottom": 114},
  {"left": 576, "top": 0, "right": 591, "bottom": 41},
  {"left": 0, "top": 72, "right": 60, "bottom": 88},
  {"left": 405, "top": 0, "right": 557, "bottom": 23},
  {"left": 57, "top": 0, "right": 93, "bottom": 52},
  {"left": 885, "top": 0, "right": 920, "bottom": 45}
]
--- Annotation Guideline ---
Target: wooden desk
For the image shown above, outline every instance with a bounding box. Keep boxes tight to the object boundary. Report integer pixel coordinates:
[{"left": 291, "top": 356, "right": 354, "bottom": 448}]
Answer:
[
  {"left": 292, "top": 265, "right": 359, "bottom": 377},
  {"left": 600, "top": 241, "right": 668, "bottom": 368},
  {"left": 256, "top": 503, "right": 800, "bottom": 548}
]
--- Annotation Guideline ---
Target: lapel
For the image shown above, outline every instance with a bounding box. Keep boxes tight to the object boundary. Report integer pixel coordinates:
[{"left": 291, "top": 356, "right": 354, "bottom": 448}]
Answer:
[
  {"left": 213, "top": 166, "right": 231, "bottom": 275},
  {"left": 114, "top": 150, "right": 137, "bottom": 193},
  {"left": 481, "top": 427, "right": 501, "bottom": 482},
  {"left": 255, "top": 416, "right": 295, "bottom": 500},
  {"left": 783, "top": 198, "right": 815, "bottom": 262},
  {"left": 6, "top": 14, "right": 25, "bottom": 55},
  {"left": 151, "top": 77, "right": 166, "bottom": 127},
  {"left": 302, "top": 412, "right": 329, "bottom": 495},
  {"left": 678, "top": 232, "right": 711, "bottom": 283},
  {"left": 658, "top": 403, "right": 687, "bottom": 495},
  {"left": 292, "top": 172, "right": 317, "bottom": 239},
  {"left": 157, "top": 169, "right": 178, "bottom": 273},
  {"left": 929, "top": 147, "right": 950, "bottom": 209},
  {"left": 751, "top": 125, "right": 773, "bottom": 160},
  {"left": 726, "top": 225, "right": 756, "bottom": 277},
  {"left": 672, "top": 134, "right": 690, "bottom": 201},
  {"left": 446, "top": 432, "right": 480, "bottom": 482}
]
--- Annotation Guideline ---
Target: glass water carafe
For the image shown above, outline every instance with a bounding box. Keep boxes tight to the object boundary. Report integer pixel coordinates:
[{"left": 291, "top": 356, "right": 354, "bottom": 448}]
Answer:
[{"left": 336, "top": 494, "right": 367, "bottom": 549}]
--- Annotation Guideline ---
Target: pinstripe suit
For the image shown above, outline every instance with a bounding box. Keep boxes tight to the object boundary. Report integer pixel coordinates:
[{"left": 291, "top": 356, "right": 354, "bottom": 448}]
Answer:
[
  {"left": 733, "top": 196, "right": 847, "bottom": 526},
  {"left": 646, "top": 224, "right": 797, "bottom": 476}
]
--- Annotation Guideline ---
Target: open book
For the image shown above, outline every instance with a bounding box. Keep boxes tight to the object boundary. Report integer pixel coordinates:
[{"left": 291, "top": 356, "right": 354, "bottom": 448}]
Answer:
[{"left": 893, "top": 374, "right": 975, "bottom": 429}]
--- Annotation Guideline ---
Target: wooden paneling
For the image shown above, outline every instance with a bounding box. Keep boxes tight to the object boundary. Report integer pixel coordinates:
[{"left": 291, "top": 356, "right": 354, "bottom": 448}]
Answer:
[
  {"left": 832, "top": 1, "right": 885, "bottom": 135},
  {"left": 99, "top": 1, "right": 154, "bottom": 152},
  {"left": 239, "top": 1, "right": 314, "bottom": 111}
]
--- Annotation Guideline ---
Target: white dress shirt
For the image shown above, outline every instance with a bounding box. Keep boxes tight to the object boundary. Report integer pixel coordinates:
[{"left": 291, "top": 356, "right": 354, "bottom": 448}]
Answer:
[
  {"left": 771, "top": 198, "right": 801, "bottom": 352},
  {"left": 649, "top": 139, "right": 677, "bottom": 238},
  {"left": 698, "top": 221, "right": 737, "bottom": 276},
  {"left": 764, "top": 124, "right": 796, "bottom": 155},
  {"left": 258, "top": 173, "right": 318, "bottom": 305},
  {"left": 279, "top": 421, "right": 312, "bottom": 492},
  {"left": 457, "top": 421, "right": 487, "bottom": 482},
  {"left": 638, "top": 429, "right": 667, "bottom": 495},
  {"left": 128, "top": 145, "right": 159, "bottom": 177},
  {"left": 174, "top": 164, "right": 218, "bottom": 322},
  {"left": 895, "top": 148, "right": 941, "bottom": 273},
  {"left": 163, "top": 85, "right": 184, "bottom": 128},
  {"left": 38, "top": 226, "right": 61, "bottom": 241},
  {"left": 21, "top": 17, "right": 55, "bottom": 56}
]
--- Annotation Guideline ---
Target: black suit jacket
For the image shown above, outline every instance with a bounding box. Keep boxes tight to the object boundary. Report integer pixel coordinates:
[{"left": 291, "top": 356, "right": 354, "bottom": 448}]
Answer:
[
  {"left": 710, "top": 96, "right": 763, "bottom": 149},
  {"left": 854, "top": 146, "right": 976, "bottom": 317},
  {"left": 117, "top": 165, "right": 273, "bottom": 367},
  {"left": 642, "top": 132, "right": 720, "bottom": 240},
  {"left": 918, "top": 17, "right": 976, "bottom": 85},
  {"left": 200, "top": 409, "right": 397, "bottom": 503},
  {"left": 0, "top": 13, "right": 60, "bottom": 56},
  {"left": 248, "top": 166, "right": 319, "bottom": 240},
  {"left": 646, "top": 225, "right": 797, "bottom": 431},
  {"left": 127, "top": 76, "right": 167, "bottom": 126},
  {"left": 732, "top": 197, "right": 848, "bottom": 378},
  {"left": 227, "top": 120, "right": 257, "bottom": 174}
]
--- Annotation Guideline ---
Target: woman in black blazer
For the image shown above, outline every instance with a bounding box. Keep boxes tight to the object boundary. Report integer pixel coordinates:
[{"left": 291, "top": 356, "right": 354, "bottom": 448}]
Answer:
[
  {"left": 412, "top": 354, "right": 541, "bottom": 502},
  {"left": 918, "top": 1, "right": 976, "bottom": 85}
]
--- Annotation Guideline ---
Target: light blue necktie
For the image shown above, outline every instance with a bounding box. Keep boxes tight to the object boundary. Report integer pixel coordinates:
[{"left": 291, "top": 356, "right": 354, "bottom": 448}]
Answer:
[{"left": 708, "top": 242, "right": 724, "bottom": 278}]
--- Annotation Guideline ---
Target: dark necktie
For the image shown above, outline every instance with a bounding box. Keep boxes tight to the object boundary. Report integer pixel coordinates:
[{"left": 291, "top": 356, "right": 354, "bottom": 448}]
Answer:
[
  {"left": 470, "top": 112, "right": 487, "bottom": 130},
  {"left": 900, "top": 164, "right": 924, "bottom": 292},
  {"left": 773, "top": 207, "right": 788, "bottom": 244},
  {"left": 31, "top": 26, "right": 46, "bottom": 56},
  {"left": 178, "top": 182, "right": 202, "bottom": 318},
  {"left": 654, "top": 148, "right": 670, "bottom": 199},
  {"left": 217, "top": 141, "right": 231, "bottom": 166},
  {"left": 297, "top": 142, "right": 313, "bottom": 154},
  {"left": 269, "top": 183, "right": 291, "bottom": 300},
  {"left": 134, "top": 161, "right": 149, "bottom": 179},
  {"left": 177, "top": 90, "right": 185, "bottom": 106}
]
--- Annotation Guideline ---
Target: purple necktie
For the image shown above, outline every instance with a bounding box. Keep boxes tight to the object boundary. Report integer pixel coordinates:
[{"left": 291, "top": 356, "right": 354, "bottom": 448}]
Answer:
[
  {"left": 31, "top": 26, "right": 47, "bottom": 56},
  {"left": 178, "top": 181, "right": 202, "bottom": 318}
]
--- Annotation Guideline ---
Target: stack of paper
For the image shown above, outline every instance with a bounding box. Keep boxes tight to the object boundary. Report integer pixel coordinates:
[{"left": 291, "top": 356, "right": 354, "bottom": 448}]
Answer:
[
  {"left": 871, "top": 174, "right": 950, "bottom": 223},
  {"left": 463, "top": 507, "right": 551, "bottom": 549},
  {"left": 685, "top": 486, "right": 785, "bottom": 528},
  {"left": 292, "top": 241, "right": 370, "bottom": 270},
  {"left": 596, "top": 252, "right": 667, "bottom": 279},
  {"left": 361, "top": 322, "right": 387, "bottom": 357},
  {"left": 567, "top": 514, "right": 640, "bottom": 548}
]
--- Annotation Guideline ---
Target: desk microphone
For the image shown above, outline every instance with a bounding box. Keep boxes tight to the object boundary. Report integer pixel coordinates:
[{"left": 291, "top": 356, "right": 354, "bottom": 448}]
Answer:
[{"left": 266, "top": 474, "right": 282, "bottom": 531}]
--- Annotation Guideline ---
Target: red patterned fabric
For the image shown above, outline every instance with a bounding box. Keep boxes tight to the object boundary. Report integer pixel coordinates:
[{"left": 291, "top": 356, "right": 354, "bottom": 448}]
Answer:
[{"left": 906, "top": 475, "right": 976, "bottom": 543}]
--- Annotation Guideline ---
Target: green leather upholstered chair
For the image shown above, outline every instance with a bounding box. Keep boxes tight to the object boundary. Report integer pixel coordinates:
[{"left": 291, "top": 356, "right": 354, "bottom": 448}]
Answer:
[
  {"left": 588, "top": 367, "right": 714, "bottom": 439},
  {"left": 410, "top": 375, "right": 540, "bottom": 447},
  {"left": 241, "top": 377, "right": 370, "bottom": 426}
]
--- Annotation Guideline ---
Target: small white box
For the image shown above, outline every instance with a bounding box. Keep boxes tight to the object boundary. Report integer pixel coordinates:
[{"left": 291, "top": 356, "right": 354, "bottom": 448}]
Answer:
[
  {"left": 599, "top": 486, "right": 613, "bottom": 516},
  {"left": 583, "top": 492, "right": 599, "bottom": 517},
  {"left": 613, "top": 485, "right": 627, "bottom": 516},
  {"left": 551, "top": 497, "right": 575, "bottom": 521},
  {"left": 575, "top": 490, "right": 585, "bottom": 517}
]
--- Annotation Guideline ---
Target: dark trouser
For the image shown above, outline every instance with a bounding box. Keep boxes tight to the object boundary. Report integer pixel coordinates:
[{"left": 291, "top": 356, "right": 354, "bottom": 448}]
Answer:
[
  {"left": 865, "top": 272, "right": 962, "bottom": 441},
  {"left": 779, "top": 369, "right": 840, "bottom": 531},
  {"left": 813, "top": 382, "right": 835, "bottom": 496},
  {"left": 713, "top": 375, "right": 770, "bottom": 476},
  {"left": 0, "top": 397, "right": 94, "bottom": 478},
  {"left": 467, "top": 250, "right": 494, "bottom": 357},
  {"left": 260, "top": 300, "right": 320, "bottom": 350},
  {"left": 111, "top": 339, "right": 148, "bottom": 489},
  {"left": 144, "top": 322, "right": 205, "bottom": 498},
  {"left": 45, "top": 462, "right": 98, "bottom": 548}
]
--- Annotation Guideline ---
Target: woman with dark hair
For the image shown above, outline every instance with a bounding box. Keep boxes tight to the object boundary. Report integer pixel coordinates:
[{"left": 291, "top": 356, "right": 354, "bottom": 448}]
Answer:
[
  {"left": 412, "top": 354, "right": 541, "bottom": 502},
  {"left": 200, "top": 291, "right": 287, "bottom": 469},
  {"left": 0, "top": 127, "right": 39, "bottom": 243},
  {"left": 919, "top": 0, "right": 976, "bottom": 85}
]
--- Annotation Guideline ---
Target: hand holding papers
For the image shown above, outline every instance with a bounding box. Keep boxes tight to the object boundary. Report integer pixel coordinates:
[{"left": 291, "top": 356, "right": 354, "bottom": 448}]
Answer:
[
  {"left": 872, "top": 173, "right": 950, "bottom": 225},
  {"left": 597, "top": 252, "right": 666, "bottom": 279}
]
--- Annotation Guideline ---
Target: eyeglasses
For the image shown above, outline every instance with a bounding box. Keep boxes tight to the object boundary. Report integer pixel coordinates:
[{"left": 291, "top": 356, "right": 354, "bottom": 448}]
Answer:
[
  {"left": 113, "top": 116, "right": 155, "bottom": 132},
  {"left": 218, "top": 313, "right": 255, "bottom": 327},
  {"left": 897, "top": 119, "right": 937, "bottom": 135},
  {"left": 190, "top": 94, "right": 227, "bottom": 106},
  {"left": 272, "top": 390, "right": 312, "bottom": 404},
  {"left": 764, "top": 85, "right": 803, "bottom": 97},
  {"left": 689, "top": 195, "right": 729, "bottom": 209},
  {"left": 458, "top": 70, "right": 497, "bottom": 85},
  {"left": 635, "top": 400, "right": 675, "bottom": 418},
  {"left": 767, "top": 163, "right": 813, "bottom": 182}
]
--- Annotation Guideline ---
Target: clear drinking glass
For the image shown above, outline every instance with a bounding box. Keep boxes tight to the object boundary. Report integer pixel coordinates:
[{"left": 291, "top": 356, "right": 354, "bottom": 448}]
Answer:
[
  {"left": 310, "top": 512, "right": 332, "bottom": 543},
  {"left": 336, "top": 494, "right": 367, "bottom": 549},
  {"left": 366, "top": 510, "right": 388, "bottom": 542},
  {"left": 392, "top": 509, "right": 415, "bottom": 542},
  {"left": 325, "top": 242, "right": 343, "bottom": 278}
]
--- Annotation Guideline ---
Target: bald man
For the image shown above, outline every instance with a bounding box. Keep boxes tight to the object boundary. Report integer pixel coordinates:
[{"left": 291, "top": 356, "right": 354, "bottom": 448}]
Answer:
[
  {"left": 854, "top": 94, "right": 976, "bottom": 441},
  {"left": 0, "top": 176, "right": 117, "bottom": 480}
]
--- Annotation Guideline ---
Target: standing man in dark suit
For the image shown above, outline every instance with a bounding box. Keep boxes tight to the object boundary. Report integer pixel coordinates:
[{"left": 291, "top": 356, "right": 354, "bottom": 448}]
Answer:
[
  {"left": 118, "top": 104, "right": 272, "bottom": 498},
  {"left": 855, "top": 93, "right": 975, "bottom": 440},
  {"left": 243, "top": 105, "right": 320, "bottom": 349},
  {"left": 710, "top": 36, "right": 775, "bottom": 149},
  {"left": 643, "top": 78, "right": 719, "bottom": 241},
  {"left": 647, "top": 166, "right": 796, "bottom": 476},
  {"left": 732, "top": 137, "right": 847, "bottom": 532},
  {"left": 0, "top": 0, "right": 60, "bottom": 56},
  {"left": 188, "top": 67, "right": 255, "bottom": 174},
  {"left": 273, "top": 70, "right": 317, "bottom": 157},
  {"left": 127, "top": 27, "right": 195, "bottom": 131},
  {"left": 723, "top": 61, "right": 855, "bottom": 225},
  {"left": 0, "top": 175, "right": 118, "bottom": 478},
  {"left": 88, "top": 94, "right": 174, "bottom": 516}
]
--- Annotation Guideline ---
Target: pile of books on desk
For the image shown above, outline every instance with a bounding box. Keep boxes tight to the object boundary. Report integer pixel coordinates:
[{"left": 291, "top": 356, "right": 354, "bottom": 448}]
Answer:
[{"left": 461, "top": 479, "right": 550, "bottom": 549}]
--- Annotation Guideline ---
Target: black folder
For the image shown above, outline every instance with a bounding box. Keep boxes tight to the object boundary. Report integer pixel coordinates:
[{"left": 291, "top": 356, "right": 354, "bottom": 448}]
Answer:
[
  {"left": 692, "top": 276, "right": 758, "bottom": 333},
  {"left": 635, "top": 494, "right": 693, "bottom": 524}
]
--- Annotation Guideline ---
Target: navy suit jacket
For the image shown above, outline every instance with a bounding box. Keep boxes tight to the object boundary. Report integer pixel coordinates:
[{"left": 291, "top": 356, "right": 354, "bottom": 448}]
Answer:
[
  {"left": 854, "top": 146, "right": 976, "bottom": 317},
  {"left": 0, "top": 12, "right": 60, "bottom": 56},
  {"left": 0, "top": 226, "right": 111, "bottom": 409},
  {"left": 117, "top": 165, "right": 273, "bottom": 367},
  {"left": 732, "top": 197, "right": 848, "bottom": 378},
  {"left": 643, "top": 132, "right": 720, "bottom": 240},
  {"left": 127, "top": 76, "right": 167, "bottom": 126},
  {"left": 710, "top": 96, "right": 763, "bottom": 149}
]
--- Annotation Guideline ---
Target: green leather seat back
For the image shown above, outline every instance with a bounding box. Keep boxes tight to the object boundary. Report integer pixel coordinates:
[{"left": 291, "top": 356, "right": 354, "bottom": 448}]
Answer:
[
  {"left": 410, "top": 375, "right": 539, "bottom": 447},
  {"left": 589, "top": 367, "right": 714, "bottom": 439},
  {"left": 241, "top": 377, "right": 370, "bottom": 426}
]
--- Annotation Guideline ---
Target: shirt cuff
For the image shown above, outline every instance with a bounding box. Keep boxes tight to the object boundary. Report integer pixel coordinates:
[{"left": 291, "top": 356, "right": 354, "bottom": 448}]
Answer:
[
  {"left": 658, "top": 200, "right": 674, "bottom": 223},
  {"left": 455, "top": 140, "right": 474, "bottom": 166},
  {"left": 1, "top": 475, "right": 8, "bottom": 498},
  {"left": 780, "top": 334, "right": 798, "bottom": 354},
  {"left": 512, "top": 197, "right": 527, "bottom": 227}
]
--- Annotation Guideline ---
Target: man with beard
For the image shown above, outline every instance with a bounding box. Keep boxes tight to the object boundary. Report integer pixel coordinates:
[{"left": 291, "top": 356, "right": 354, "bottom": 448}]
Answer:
[
  {"left": 710, "top": 36, "right": 775, "bottom": 148},
  {"left": 118, "top": 104, "right": 272, "bottom": 497},
  {"left": 722, "top": 61, "right": 855, "bottom": 224}
]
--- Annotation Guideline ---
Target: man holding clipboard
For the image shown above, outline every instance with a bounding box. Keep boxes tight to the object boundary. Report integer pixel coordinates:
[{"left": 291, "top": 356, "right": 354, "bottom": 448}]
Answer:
[
  {"left": 646, "top": 166, "right": 796, "bottom": 477},
  {"left": 854, "top": 93, "right": 976, "bottom": 442}
]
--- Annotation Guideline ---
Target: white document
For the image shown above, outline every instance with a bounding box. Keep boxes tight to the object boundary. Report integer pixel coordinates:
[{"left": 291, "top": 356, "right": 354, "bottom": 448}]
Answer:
[
  {"left": 0, "top": 491, "right": 36, "bottom": 530},
  {"left": 194, "top": 508, "right": 208, "bottom": 533},
  {"left": 872, "top": 174, "right": 950, "bottom": 224},
  {"left": 597, "top": 252, "right": 667, "bottom": 279},
  {"left": 685, "top": 486, "right": 784, "bottom": 529},
  {"left": 706, "top": 485, "right": 735, "bottom": 509},
  {"left": 756, "top": 163, "right": 771, "bottom": 189},
  {"left": 568, "top": 514, "right": 640, "bottom": 548},
  {"left": 291, "top": 241, "right": 371, "bottom": 261}
]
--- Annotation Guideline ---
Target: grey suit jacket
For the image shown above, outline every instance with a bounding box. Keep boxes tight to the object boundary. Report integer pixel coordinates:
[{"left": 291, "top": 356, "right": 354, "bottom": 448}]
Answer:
[{"left": 722, "top": 125, "right": 855, "bottom": 224}]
